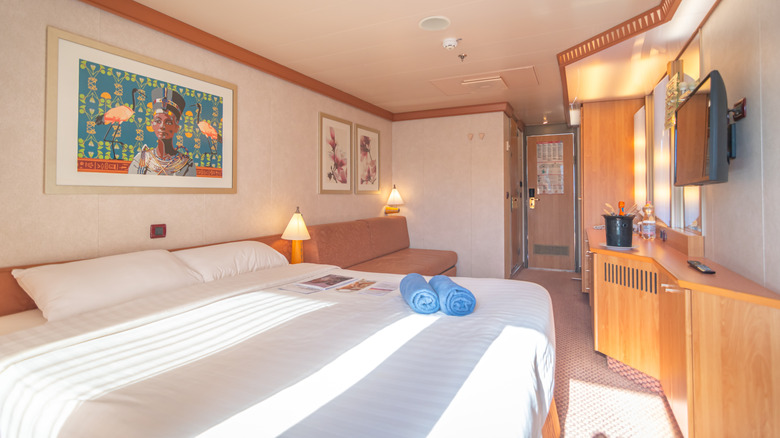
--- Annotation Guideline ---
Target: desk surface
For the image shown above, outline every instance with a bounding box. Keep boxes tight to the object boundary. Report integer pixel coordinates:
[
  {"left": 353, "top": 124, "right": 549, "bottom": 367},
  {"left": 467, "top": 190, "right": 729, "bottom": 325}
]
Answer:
[{"left": 587, "top": 229, "right": 780, "bottom": 309}]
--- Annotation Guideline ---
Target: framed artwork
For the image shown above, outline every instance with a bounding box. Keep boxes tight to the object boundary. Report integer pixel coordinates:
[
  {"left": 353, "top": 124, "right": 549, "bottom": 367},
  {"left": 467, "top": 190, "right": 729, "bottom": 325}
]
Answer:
[
  {"left": 354, "top": 124, "right": 380, "bottom": 194},
  {"left": 44, "top": 27, "right": 237, "bottom": 194},
  {"left": 318, "top": 113, "right": 352, "bottom": 194}
]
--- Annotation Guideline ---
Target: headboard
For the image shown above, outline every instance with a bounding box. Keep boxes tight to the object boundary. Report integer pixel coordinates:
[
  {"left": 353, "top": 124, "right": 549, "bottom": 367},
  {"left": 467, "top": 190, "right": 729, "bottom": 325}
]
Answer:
[{"left": 0, "top": 234, "right": 290, "bottom": 317}]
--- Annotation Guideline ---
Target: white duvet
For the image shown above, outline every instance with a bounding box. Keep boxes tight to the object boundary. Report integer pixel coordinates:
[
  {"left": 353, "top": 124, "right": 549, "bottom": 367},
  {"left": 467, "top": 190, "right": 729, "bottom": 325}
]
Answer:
[{"left": 0, "top": 264, "right": 555, "bottom": 438}]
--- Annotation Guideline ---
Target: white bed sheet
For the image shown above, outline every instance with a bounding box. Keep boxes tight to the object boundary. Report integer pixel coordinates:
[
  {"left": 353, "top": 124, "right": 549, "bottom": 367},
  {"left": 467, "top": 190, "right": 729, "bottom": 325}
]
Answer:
[
  {"left": 0, "top": 263, "right": 555, "bottom": 438},
  {"left": 0, "top": 309, "right": 45, "bottom": 336}
]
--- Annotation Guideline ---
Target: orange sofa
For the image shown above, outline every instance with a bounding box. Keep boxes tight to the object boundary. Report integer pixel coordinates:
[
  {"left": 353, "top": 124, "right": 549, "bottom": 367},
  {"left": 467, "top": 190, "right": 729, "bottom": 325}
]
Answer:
[{"left": 302, "top": 216, "right": 457, "bottom": 276}]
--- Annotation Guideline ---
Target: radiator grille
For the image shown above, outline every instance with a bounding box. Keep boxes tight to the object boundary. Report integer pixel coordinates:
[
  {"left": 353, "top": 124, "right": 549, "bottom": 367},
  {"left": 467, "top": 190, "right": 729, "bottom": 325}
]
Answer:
[{"left": 603, "top": 262, "right": 657, "bottom": 294}]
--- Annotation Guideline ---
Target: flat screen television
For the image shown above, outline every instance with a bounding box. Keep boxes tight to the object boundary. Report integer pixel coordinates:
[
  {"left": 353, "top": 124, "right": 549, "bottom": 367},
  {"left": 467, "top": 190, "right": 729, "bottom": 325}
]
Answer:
[{"left": 674, "top": 70, "right": 729, "bottom": 186}]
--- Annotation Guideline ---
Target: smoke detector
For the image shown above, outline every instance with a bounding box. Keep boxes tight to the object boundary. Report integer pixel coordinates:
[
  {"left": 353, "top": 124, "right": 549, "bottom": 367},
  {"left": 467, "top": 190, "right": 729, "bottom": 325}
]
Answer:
[{"left": 442, "top": 38, "right": 460, "bottom": 50}]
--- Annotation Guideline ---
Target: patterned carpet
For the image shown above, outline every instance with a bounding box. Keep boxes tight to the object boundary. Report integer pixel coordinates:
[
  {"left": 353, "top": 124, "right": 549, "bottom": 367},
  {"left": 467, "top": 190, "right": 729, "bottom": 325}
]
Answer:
[{"left": 513, "top": 269, "right": 681, "bottom": 438}]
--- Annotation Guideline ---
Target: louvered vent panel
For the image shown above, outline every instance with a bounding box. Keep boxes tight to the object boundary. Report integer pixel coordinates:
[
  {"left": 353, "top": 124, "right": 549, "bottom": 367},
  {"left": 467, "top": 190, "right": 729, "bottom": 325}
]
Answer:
[{"left": 603, "top": 261, "right": 657, "bottom": 294}]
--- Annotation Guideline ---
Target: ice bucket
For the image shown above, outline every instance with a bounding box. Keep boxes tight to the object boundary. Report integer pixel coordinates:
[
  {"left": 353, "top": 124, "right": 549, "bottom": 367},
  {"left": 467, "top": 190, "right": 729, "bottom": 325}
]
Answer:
[{"left": 603, "top": 214, "right": 634, "bottom": 247}]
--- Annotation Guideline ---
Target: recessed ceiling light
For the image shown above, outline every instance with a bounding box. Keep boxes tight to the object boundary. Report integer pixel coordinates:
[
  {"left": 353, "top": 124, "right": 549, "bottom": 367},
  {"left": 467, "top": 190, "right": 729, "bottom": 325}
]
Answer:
[{"left": 419, "top": 16, "right": 451, "bottom": 31}]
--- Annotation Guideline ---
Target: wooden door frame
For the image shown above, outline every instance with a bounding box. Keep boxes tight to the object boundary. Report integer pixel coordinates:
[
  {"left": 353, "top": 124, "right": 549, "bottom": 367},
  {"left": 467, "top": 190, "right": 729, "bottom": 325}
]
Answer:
[
  {"left": 522, "top": 124, "right": 581, "bottom": 271},
  {"left": 510, "top": 121, "right": 525, "bottom": 276}
]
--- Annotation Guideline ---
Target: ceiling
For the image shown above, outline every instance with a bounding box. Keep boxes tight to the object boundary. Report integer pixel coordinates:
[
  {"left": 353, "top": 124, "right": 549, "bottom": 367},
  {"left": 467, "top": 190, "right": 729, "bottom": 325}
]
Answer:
[{"left": 133, "top": 0, "right": 716, "bottom": 125}]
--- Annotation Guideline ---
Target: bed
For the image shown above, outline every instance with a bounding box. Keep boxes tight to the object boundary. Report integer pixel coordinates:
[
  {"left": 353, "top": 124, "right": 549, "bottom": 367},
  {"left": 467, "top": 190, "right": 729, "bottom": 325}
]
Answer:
[{"left": 0, "top": 241, "right": 557, "bottom": 438}]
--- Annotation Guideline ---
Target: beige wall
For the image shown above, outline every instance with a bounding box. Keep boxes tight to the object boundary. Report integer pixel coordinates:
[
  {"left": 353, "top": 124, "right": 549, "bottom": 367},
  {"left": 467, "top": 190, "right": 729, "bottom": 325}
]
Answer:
[
  {"left": 699, "top": 0, "right": 779, "bottom": 293},
  {"left": 0, "top": 0, "right": 392, "bottom": 267},
  {"left": 392, "top": 113, "right": 507, "bottom": 278}
]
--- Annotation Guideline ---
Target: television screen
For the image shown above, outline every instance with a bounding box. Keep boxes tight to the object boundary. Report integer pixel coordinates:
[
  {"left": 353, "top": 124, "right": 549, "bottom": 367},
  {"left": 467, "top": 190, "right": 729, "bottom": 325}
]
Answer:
[{"left": 674, "top": 70, "right": 729, "bottom": 186}]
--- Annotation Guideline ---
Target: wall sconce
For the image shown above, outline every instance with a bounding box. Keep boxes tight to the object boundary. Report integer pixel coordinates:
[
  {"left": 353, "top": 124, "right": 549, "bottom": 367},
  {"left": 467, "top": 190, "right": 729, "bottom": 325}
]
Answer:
[
  {"left": 281, "top": 206, "right": 310, "bottom": 264},
  {"left": 385, "top": 185, "right": 405, "bottom": 215}
]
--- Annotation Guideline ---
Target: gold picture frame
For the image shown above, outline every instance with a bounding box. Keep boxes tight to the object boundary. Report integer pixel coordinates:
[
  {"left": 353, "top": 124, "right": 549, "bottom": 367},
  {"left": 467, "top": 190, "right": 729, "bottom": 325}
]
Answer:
[
  {"left": 318, "top": 112, "right": 352, "bottom": 194},
  {"left": 354, "top": 124, "right": 380, "bottom": 194},
  {"left": 45, "top": 27, "right": 237, "bottom": 194}
]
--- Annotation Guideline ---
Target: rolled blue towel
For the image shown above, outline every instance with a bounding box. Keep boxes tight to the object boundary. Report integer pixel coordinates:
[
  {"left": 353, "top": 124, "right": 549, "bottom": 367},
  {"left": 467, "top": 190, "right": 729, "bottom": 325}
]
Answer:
[
  {"left": 429, "top": 275, "right": 476, "bottom": 316},
  {"left": 400, "top": 273, "right": 440, "bottom": 314}
]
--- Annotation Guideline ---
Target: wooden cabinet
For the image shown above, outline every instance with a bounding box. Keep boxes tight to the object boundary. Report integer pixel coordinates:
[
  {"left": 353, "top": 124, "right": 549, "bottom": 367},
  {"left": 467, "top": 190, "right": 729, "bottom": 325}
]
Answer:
[
  {"left": 579, "top": 99, "right": 643, "bottom": 295},
  {"left": 589, "top": 229, "right": 780, "bottom": 437},
  {"left": 593, "top": 252, "right": 661, "bottom": 379},
  {"left": 690, "top": 291, "right": 780, "bottom": 437},
  {"left": 658, "top": 273, "right": 692, "bottom": 437}
]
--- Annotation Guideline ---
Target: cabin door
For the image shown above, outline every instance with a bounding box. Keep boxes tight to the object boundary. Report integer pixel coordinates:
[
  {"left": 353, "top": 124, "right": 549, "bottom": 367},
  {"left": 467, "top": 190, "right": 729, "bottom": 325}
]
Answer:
[{"left": 526, "top": 134, "right": 576, "bottom": 270}]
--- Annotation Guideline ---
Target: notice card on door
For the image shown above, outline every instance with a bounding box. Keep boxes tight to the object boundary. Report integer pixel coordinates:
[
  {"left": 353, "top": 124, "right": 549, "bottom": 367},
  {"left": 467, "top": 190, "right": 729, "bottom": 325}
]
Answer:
[{"left": 537, "top": 141, "right": 564, "bottom": 194}]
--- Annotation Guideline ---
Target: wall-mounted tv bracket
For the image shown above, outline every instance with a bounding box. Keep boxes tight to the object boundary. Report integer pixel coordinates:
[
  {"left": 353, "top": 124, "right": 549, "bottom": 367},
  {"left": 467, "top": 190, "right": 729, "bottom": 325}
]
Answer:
[
  {"left": 726, "top": 98, "right": 745, "bottom": 163},
  {"left": 730, "top": 98, "right": 746, "bottom": 121}
]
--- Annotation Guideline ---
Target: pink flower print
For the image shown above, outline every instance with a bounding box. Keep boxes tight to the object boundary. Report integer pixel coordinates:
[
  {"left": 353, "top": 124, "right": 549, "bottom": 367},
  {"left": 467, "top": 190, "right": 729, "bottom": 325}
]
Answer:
[
  {"left": 360, "top": 157, "right": 377, "bottom": 184},
  {"left": 328, "top": 146, "right": 348, "bottom": 184},
  {"left": 359, "top": 135, "right": 371, "bottom": 159},
  {"left": 328, "top": 127, "right": 337, "bottom": 151}
]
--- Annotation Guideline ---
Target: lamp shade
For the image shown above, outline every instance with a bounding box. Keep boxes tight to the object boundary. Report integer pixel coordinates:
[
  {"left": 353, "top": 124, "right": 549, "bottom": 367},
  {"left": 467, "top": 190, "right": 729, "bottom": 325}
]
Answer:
[
  {"left": 281, "top": 207, "right": 310, "bottom": 241},
  {"left": 387, "top": 185, "right": 405, "bottom": 206}
]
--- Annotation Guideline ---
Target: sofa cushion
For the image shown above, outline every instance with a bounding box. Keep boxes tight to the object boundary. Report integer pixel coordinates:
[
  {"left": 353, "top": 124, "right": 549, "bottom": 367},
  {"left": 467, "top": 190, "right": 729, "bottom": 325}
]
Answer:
[
  {"left": 361, "top": 216, "right": 411, "bottom": 260},
  {"left": 348, "top": 248, "right": 457, "bottom": 276},
  {"left": 302, "top": 220, "right": 374, "bottom": 268}
]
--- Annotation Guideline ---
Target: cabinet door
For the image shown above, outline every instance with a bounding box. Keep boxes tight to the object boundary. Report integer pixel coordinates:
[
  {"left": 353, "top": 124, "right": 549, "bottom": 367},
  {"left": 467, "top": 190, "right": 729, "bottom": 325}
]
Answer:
[
  {"left": 658, "top": 274, "right": 692, "bottom": 437},
  {"left": 593, "top": 253, "right": 660, "bottom": 378},
  {"left": 691, "top": 291, "right": 780, "bottom": 437}
]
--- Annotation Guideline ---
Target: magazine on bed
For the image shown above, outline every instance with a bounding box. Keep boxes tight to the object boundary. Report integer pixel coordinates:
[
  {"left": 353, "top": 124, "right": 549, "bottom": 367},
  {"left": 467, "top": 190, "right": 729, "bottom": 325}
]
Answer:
[
  {"left": 336, "top": 279, "right": 398, "bottom": 295},
  {"left": 277, "top": 274, "right": 399, "bottom": 295},
  {"left": 277, "top": 274, "right": 355, "bottom": 294}
]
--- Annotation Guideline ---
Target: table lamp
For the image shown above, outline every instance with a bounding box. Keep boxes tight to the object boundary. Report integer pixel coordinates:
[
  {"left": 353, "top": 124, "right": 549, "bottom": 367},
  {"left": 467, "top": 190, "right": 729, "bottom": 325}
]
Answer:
[
  {"left": 385, "top": 185, "right": 404, "bottom": 215},
  {"left": 281, "top": 207, "right": 311, "bottom": 264}
]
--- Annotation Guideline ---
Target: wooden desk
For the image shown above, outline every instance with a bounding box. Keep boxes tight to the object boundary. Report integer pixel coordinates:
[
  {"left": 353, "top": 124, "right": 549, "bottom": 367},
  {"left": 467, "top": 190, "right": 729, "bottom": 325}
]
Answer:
[{"left": 587, "top": 229, "right": 780, "bottom": 438}]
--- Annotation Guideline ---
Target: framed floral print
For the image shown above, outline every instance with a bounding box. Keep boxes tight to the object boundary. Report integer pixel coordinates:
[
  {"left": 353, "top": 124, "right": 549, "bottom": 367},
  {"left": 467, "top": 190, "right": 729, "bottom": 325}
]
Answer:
[
  {"left": 318, "top": 113, "right": 352, "bottom": 194},
  {"left": 44, "top": 27, "right": 237, "bottom": 194},
  {"left": 354, "top": 124, "right": 380, "bottom": 194}
]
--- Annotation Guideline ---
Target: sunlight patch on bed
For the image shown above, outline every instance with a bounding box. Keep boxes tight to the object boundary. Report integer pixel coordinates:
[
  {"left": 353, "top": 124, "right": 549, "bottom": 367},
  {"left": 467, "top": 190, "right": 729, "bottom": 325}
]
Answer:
[
  {"left": 197, "top": 313, "right": 440, "bottom": 438},
  {"left": 427, "top": 325, "right": 550, "bottom": 438},
  {"left": 0, "top": 292, "right": 330, "bottom": 438}
]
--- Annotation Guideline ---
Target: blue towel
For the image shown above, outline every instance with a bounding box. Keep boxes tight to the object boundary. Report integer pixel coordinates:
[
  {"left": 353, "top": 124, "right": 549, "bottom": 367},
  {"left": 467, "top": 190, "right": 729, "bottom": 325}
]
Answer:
[
  {"left": 429, "top": 275, "right": 476, "bottom": 316},
  {"left": 400, "top": 273, "right": 440, "bottom": 314}
]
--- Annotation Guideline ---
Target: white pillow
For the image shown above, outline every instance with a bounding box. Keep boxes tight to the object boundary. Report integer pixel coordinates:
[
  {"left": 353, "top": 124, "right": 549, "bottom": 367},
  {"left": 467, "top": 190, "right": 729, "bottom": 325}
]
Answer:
[
  {"left": 172, "top": 241, "right": 288, "bottom": 282},
  {"left": 12, "top": 250, "right": 203, "bottom": 321}
]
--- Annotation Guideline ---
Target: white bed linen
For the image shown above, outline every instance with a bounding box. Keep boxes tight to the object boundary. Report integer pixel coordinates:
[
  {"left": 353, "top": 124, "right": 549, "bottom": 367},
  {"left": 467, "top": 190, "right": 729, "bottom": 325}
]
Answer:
[
  {"left": 0, "top": 263, "right": 555, "bottom": 438},
  {"left": 0, "top": 310, "right": 46, "bottom": 336}
]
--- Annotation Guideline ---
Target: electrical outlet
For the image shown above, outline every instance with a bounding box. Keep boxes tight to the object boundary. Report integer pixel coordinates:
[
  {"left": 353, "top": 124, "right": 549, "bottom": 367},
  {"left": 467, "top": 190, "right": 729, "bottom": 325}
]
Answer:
[{"left": 150, "top": 224, "right": 166, "bottom": 239}]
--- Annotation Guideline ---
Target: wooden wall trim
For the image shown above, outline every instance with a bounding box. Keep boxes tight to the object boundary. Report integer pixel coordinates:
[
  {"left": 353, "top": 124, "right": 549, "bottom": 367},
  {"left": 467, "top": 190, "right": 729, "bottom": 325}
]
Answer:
[
  {"left": 393, "top": 102, "right": 515, "bottom": 122},
  {"left": 79, "top": 0, "right": 394, "bottom": 120}
]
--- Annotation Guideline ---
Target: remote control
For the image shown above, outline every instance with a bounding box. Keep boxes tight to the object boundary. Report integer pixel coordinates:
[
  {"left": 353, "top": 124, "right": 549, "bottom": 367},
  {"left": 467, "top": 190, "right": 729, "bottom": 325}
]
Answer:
[{"left": 688, "top": 260, "right": 716, "bottom": 274}]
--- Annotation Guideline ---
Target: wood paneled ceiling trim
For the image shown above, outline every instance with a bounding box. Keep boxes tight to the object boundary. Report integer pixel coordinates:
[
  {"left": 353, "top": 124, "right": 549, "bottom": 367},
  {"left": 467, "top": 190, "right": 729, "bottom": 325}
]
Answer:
[
  {"left": 557, "top": 0, "right": 682, "bottom": 67},
  {"left": 557, "top": 0, "right": 683, "bottom": 125},
  {"left": 393, "top": 103, "right": 515, "bottom": 123}
]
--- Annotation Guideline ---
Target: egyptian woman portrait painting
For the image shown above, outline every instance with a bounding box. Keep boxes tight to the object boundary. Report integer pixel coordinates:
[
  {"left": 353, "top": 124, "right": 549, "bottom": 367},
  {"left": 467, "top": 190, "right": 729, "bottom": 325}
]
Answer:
[{"left": 127, "top": 88, "right": 195, "bottom": 176}]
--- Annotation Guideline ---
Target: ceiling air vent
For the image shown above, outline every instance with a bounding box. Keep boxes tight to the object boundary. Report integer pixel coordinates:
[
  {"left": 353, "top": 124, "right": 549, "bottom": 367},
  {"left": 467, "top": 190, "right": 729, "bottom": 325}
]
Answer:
[
  {"left": 431, "top": 66, "right": 538, "bottom": 96},
  {"left": 460, "top": 76, "right": 508, "bottom": 92}
]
